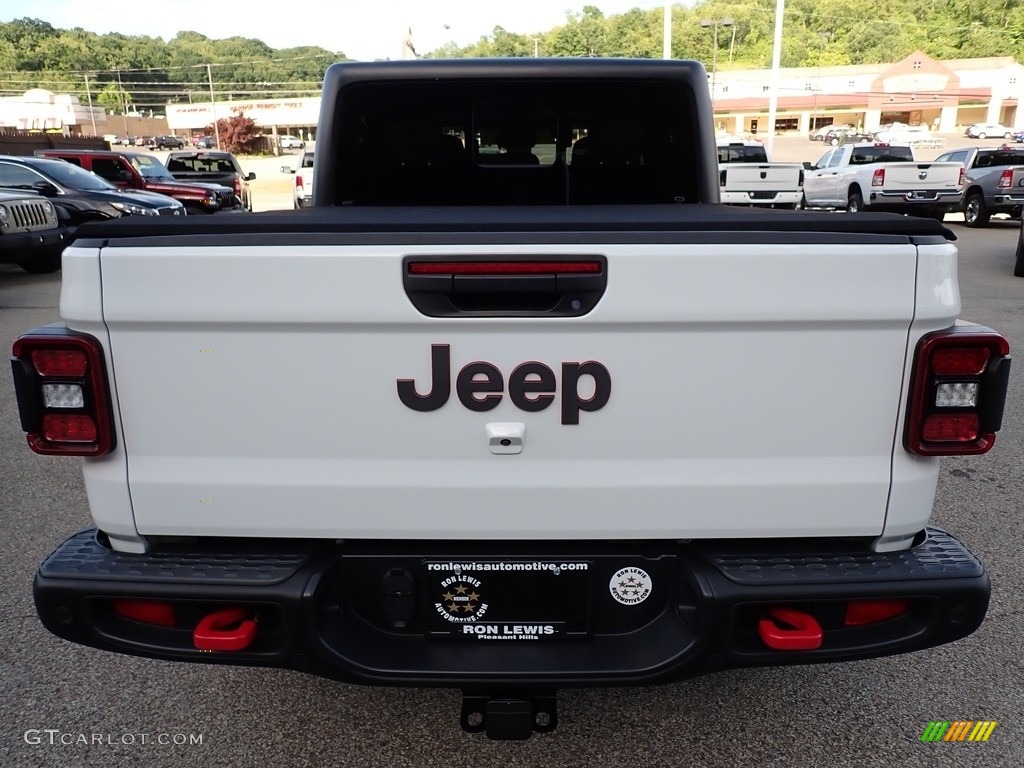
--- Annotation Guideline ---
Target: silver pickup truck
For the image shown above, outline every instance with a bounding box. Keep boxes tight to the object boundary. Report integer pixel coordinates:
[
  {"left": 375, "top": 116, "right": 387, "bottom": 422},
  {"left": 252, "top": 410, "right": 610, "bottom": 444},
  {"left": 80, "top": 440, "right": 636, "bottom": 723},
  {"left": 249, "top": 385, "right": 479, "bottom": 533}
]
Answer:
[{"left": 935, "top": 145, "right": 1024, "bottom": 226}]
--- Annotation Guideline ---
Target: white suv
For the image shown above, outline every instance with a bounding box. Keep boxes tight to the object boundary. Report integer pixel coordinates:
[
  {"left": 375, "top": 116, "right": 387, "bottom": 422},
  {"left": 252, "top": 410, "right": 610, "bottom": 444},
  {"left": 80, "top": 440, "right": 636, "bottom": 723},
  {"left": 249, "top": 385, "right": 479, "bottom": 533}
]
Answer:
[
  {"left": 965, "top": 123, "right": 1013, "bottom": 139},
  {"left": 874, "top": 125, "right": 933, "bottom": 144},
  {"left": 279, "top": 135, "right": 305, "bottom": 149}
]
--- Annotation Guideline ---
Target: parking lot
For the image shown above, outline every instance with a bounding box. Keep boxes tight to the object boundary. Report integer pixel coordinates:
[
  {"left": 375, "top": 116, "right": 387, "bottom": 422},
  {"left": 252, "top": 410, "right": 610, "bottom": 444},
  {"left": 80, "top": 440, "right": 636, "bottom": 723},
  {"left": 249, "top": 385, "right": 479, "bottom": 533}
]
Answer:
[
  {"left": 0, "top": 214, "right": 1021, "bottom": 767},
  {"left": 156, "top": 132, "right": 1023, "bottom": 215}
]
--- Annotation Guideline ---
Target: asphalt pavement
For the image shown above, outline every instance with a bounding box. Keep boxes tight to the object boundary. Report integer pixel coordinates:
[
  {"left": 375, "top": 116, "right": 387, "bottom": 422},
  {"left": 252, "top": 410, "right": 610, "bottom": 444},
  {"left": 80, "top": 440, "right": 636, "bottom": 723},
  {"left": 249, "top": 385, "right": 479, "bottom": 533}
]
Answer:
[{"left": 0, "top": 218, "right": 1021, "bottom": 768}]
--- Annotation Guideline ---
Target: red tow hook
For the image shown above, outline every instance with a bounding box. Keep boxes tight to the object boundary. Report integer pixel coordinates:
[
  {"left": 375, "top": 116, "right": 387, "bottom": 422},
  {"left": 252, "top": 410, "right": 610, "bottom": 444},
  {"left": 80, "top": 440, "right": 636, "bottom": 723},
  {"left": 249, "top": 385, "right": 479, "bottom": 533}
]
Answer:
[
  {"left": 193, "top": 607, "right": 257, "bottom": 651},
  {"left": 757, "top": 607, "right": 823, "bottom": 651}
]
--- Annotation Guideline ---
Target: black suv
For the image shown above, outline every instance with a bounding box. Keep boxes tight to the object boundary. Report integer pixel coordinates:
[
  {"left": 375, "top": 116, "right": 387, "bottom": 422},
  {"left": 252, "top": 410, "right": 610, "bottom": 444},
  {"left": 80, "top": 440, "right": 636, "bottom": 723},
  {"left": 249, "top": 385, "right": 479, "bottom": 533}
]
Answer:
[
  {"left": 148, "top": 135, "right": 186, "bottom": 150},
  {"left": 164, "top": 150, "right": 255, "bottom": 211},
  {"left": 0, "top": 155, "right": 186, "bottom": 227}
]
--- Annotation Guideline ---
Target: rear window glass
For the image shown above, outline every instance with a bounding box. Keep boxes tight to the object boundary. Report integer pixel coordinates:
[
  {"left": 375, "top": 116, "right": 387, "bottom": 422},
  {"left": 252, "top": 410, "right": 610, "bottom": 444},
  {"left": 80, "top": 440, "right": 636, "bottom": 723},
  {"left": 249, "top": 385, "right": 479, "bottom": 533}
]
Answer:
[
  {"left": 166, "top": 155, "right": 238, "bottom": 174},
  {"left": 848, "top": 146, "right": 915, "bottom": 164},
  {"left": 974, "top": 151, "right": 1024, "bottom": 168},
  {"left": 331, "top": 78, "right": 701, "bottom": 206},
  {"left": 717, "top": 144, "right": 769, "bottom": 163}
]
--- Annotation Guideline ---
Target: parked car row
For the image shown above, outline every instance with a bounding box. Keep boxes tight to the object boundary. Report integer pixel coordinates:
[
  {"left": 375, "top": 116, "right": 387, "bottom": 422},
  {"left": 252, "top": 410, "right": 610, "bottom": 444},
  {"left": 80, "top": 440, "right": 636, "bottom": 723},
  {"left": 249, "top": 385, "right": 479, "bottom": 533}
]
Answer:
[
  {"left": 0, "top": 146, "right": 259, "bottom": 272},
  {"left": 0, "top": 155, "right": 185, "bottom": 273},
  {"left": 38, "top": 149, "right": 241, "bottom": 215},
  {"left": 103, "top": 135, "right": 189, "bottom": 149},
  {"left": 812, "top": 121, "right": 1024, "bottom": 144}
]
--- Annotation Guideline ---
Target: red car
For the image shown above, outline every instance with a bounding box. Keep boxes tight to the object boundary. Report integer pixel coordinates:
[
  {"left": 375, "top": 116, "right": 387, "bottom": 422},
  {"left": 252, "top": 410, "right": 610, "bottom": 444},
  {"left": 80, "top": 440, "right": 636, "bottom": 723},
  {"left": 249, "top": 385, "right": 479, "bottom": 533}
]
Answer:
[{"left": 36, "top": 148, "right": 241, "bottom": 214}]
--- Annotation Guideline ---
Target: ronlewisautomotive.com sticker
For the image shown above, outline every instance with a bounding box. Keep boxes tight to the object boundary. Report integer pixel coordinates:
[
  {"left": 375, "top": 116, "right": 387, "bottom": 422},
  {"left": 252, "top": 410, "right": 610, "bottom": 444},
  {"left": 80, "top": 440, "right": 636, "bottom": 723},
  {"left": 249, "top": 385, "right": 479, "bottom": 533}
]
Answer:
[
  {"left": 609, "top": 567, "right": 652, "bottom": 605},
  {"left": 427, "top": 560, "right": 590, "bottom": 640}
]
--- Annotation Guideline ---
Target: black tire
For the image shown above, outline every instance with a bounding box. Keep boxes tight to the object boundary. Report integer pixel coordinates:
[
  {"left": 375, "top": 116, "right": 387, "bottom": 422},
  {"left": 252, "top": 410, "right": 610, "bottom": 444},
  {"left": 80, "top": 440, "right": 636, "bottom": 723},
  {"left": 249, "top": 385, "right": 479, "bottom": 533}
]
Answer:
[
  {"left": 963, "top": 192, "right": 990, "bottom": 228},
  {"left": 1015, "top": 231, "right": 1024, "bottom": 277},
  {"left": 1004, "top": 132, "right": 1012, "bottom": 139},
  {"left": 978, "top": 132, "right": 987, "bottom": 139},
  {"left": 18, "top": 251, "right": 62, "bottom": 274},
  {"left": 846, "top": 188, "right": 863, "bottom": 213},
  {"left": 830, "top": 137, "right": 839, "bottom": 146}
]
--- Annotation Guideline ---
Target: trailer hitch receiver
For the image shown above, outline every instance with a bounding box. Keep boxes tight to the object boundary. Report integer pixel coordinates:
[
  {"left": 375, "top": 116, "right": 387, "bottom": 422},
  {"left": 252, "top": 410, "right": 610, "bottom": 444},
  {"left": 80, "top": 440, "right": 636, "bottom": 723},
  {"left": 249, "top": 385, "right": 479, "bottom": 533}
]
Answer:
[{"left": 460, "top": 692, "right": 558, "bottom": 739}]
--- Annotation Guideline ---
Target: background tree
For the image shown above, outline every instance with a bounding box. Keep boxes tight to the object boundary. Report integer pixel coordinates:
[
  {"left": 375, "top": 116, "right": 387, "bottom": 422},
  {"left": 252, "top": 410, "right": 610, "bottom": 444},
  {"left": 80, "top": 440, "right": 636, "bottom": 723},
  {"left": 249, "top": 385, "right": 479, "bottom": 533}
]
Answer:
[
  {"left": 0, "top": 3, "right": 1021, "bottom": 115},
  {"left": 210, "top": 112, "right": 261, "bottom": 154}
]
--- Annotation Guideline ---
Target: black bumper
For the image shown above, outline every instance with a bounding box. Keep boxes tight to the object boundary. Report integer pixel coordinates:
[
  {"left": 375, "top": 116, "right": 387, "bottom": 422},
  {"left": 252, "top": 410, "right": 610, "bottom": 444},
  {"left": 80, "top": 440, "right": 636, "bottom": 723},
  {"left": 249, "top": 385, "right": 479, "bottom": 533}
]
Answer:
[
  {"left": 0, "top": 228, "right": 69, "bottom": 265},
  {"left": 34, "top": 528, "right": 989, "bottom": 689}
]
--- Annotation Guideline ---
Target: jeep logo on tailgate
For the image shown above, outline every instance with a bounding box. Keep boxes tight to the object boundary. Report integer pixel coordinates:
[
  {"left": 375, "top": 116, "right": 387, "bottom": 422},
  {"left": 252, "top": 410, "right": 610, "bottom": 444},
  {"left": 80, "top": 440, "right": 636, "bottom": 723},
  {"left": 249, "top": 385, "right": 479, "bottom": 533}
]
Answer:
[{"left": 397, "top": 344, "right": 611, "bottom": 424}]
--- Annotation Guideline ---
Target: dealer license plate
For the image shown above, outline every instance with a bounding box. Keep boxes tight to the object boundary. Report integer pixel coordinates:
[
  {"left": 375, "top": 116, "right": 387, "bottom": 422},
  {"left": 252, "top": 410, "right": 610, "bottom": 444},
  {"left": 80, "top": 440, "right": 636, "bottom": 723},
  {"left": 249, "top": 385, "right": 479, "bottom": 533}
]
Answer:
[{"left": 424, "top": 559, "right": 590, "bottom": 640}]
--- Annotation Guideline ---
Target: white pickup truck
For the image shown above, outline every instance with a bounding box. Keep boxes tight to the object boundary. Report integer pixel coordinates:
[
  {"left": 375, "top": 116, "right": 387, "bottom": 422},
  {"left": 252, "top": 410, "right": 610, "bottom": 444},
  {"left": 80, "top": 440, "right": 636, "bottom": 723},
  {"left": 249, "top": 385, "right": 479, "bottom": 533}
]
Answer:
[
  {"left": 717, "top": 139, "right": 804, "bottom": 208},
  {"left": 802, "top": 142, "right": 963, "bottom": 218},
  {"left": 293, "top": 149, "right": 314, "bottom": 209},
  {"left": 13, "top": 60, "right": 1011, "bottom": 741}
]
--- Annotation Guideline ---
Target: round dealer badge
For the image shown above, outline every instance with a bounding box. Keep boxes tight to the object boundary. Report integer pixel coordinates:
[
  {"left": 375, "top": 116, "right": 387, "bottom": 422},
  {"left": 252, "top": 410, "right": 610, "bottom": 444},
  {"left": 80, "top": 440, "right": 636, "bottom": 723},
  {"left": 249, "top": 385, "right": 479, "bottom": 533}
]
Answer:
[{"left": 609, "top": 567, "right": 652, "bottom": 605}]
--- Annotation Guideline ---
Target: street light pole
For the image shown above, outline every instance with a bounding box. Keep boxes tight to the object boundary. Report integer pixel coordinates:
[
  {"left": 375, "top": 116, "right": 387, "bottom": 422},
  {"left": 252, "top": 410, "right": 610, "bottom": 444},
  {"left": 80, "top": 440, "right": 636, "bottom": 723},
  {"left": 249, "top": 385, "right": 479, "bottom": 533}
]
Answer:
[
  {"left": 207, "top": 63, "right": 221, "bottom": 151},
  {"left": 766, "top": 0, "right": 785, "bottom": 156},
  {"left": 812, "top": 31, "right": 832, "bottom": 132},
  {"left": 115, "top": 68, "right": 129, "bottom": 136},
  {"left": 701, "top": 18, "right": 734, "bottom": 113},
  {"left": 663, "top": 1, "right": 671, "bottom": 60},
  {"left": 83, "top": 73, "right": 97, "bottom": 137}
]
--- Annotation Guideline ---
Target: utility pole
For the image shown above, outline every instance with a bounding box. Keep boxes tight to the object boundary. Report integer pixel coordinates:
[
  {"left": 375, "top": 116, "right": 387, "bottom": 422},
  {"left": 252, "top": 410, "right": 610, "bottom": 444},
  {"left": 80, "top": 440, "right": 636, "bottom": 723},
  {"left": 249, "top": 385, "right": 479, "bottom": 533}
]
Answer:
[
  {"left": 812, "top": 31, "right": 832, "bottom": 132},
  {"left": 115, "top": 67, "right": 129, "bottom": 136},
  {"left": 701, "top": 18, "right": 734, "bottom": 112},
  {"left": 662, "top": 1, "right": 671, "bottom": 59},
  {"left": 766, "top": 0, "right": 785, "bottom": 156},
  {"left": 207, "top": 63, "right": 221, "bottom": 150},
  {"left": 84, "top": 73, "right": 97, "bottom": 136}
]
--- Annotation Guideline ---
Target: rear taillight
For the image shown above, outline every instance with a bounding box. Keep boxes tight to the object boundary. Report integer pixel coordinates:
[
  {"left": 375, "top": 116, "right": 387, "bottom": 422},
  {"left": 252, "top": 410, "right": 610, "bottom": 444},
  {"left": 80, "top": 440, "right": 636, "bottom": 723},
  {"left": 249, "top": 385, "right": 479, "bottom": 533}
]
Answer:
[
  {"left": 296, "top": 174, "right": 303, "bottom": 189},
  {"left": 10, "top": 331, "right": 115, "bottom": 456},
  {"left": 957, "top": 167, "right": 965, "bottom": 187},
  {"left": 998, "top": 169, "right": 1012, "bottom": 189},
  {"left": 719, "top": 169, "right": 726, "bottom": 187},
  {"left": 871, "top": 168, "right": 885, "bottom": 187},
  {"left": 905, "top": 328, "right": 1011, "bottom": 456}
]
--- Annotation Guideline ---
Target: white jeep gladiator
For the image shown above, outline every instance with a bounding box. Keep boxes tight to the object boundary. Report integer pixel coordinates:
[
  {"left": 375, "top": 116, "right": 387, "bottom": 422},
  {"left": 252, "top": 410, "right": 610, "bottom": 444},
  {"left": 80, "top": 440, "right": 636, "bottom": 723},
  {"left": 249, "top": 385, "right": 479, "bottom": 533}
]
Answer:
[{"left": 12, "top": 60, "right": 1011, "bottom": 740}]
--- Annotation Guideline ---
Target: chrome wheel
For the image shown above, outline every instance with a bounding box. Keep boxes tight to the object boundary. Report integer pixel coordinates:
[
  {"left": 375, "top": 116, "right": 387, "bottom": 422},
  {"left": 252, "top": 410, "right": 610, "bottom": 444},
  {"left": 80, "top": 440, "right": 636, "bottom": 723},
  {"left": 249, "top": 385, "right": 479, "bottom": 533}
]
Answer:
[{"left": 964, "top": 193, "right": 989, "bottom": 227}]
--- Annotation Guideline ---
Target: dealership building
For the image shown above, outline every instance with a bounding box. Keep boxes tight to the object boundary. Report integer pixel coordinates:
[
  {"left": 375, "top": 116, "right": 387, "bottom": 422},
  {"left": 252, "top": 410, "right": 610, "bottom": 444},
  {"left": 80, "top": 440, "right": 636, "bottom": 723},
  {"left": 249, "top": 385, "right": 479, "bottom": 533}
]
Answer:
[
  {"left": 710, "top": 51, "right": 1024, "bottom": 135},
  {"left": 165, "top": 97, "right": 321, "bottom": 141}
]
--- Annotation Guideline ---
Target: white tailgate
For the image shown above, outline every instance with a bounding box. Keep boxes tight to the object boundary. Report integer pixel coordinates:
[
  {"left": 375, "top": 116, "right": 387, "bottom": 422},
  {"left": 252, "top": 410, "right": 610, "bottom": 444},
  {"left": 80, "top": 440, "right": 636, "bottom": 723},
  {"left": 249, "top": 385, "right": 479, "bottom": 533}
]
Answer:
[
  {"left": 882, "top": 162, "right": 961, "bottom": 191},
  {"left": 723, "top": 164, "right": 802, "bottom": 191},
  {"left": 95, "top": 242, "right": 922, "bottom": 541}
]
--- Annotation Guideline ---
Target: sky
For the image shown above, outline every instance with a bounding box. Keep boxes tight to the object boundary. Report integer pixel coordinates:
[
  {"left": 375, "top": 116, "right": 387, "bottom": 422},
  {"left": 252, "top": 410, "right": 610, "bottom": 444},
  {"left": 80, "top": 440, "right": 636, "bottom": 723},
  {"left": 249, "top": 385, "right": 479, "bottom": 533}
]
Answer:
[{"left": 5, "top": 1, "right": 683, "bottom": 62}]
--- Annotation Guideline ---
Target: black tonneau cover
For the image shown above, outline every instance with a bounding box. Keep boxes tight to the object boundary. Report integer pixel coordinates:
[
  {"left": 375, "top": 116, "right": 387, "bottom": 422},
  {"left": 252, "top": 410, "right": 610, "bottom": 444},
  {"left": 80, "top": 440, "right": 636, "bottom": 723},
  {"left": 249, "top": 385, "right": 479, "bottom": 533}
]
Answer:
[{"left": 75, "top": 204, "right": 954, "bottom": 243}]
